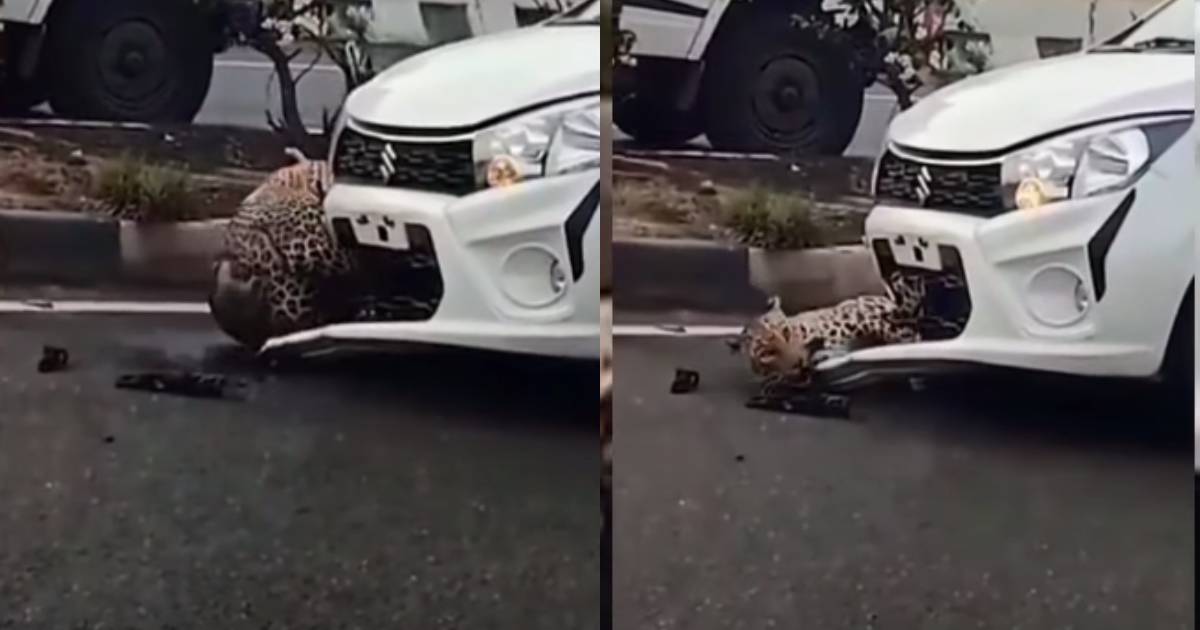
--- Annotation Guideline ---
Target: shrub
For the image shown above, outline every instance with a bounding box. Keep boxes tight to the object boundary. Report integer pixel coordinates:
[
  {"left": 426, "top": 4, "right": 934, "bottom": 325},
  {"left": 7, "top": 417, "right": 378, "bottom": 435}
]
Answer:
[
  {"left": 723, "top": 186, "right": 824, "bottom": 250},
  {"left": 94, "top": 155, "right": 195, "bottom": 222}
]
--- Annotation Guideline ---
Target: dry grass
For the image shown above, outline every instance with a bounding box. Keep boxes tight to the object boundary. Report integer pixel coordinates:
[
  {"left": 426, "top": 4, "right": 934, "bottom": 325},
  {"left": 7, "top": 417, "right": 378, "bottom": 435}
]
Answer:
[
  {"left": 614, "top": 173, "right": 867, "bottom": 248},
  {"left": 93, "top": 154, "right": 197, "bottom": 222}
]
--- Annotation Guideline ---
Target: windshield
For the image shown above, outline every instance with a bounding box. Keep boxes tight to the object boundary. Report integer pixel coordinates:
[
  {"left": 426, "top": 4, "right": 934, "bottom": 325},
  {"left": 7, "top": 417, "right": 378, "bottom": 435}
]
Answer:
[
  {"left": 1095, "top": 0, "right": 1193, "bottom": 52},
  {"left": 548, "top": 0, "right": 600, "bottom": 24}
]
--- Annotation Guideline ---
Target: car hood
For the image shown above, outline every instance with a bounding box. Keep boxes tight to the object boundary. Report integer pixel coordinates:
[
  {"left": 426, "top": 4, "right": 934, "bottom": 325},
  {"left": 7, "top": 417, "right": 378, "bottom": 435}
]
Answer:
[
  {"left": 888, "top": 52, "right": 1194, "bottom": 154},
  {"left": 345, "top": 24, "right": 599, "bottom": 132}
]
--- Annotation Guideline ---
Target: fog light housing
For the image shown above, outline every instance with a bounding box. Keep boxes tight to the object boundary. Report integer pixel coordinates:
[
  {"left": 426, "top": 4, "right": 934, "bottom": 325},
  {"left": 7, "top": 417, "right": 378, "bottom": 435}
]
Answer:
[
  {"left": 500, "top": 246, "right": 568, "bottom": 307},
  {"left": 1026, "top": 266, "right": 1090, "bottom": 326}
]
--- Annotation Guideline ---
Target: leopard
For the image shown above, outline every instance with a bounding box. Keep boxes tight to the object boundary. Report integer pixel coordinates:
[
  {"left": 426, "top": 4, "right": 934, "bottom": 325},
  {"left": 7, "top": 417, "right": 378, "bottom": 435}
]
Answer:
[
  {"left": 737, "top": 270, "right": 929, "bottom": 393},
  {"left": 209, "top": 149, "right": 355, "bottom": 349}
]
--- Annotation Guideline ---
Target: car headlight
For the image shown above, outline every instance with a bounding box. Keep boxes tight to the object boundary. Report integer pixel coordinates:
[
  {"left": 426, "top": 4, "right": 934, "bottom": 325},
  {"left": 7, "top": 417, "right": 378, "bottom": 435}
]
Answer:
[
  {"left": 473, "top": 97, "right": 600, "bottom": 188},
  {"left": 1000, "top": 116, "right": 1190, "bottom": 210},
  {"left": 545, "top": 102, "right": 601, "bottom": 176}
]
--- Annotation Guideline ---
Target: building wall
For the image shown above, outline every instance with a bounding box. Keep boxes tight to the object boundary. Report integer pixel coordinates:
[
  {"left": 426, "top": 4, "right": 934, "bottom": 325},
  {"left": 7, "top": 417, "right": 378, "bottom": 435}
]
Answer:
[{"left": 962, "top": 0, "right": 1164, "bottom": 67}]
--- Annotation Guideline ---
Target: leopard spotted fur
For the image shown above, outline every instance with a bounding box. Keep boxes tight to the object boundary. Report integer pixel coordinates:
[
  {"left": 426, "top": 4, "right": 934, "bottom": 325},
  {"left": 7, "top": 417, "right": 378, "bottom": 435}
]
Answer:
[
  {"left": 740, "top": 271, "right": 928, "bottom": 388},
  {"left": 209, "top": 152, "right": 355, "bottom": 348}
]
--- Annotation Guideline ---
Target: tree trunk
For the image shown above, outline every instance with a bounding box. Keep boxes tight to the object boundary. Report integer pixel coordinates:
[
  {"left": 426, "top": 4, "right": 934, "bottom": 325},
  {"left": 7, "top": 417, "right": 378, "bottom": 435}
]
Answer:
[{"left": 252, "top": 34, "right": 321, "bottom": 159}]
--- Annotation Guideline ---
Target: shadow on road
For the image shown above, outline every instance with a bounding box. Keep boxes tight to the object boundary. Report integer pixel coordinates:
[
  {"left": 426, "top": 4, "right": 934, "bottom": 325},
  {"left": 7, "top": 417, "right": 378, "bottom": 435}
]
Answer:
[{"left": 852, "top": 374, "right": 1189, "bottom": 460}]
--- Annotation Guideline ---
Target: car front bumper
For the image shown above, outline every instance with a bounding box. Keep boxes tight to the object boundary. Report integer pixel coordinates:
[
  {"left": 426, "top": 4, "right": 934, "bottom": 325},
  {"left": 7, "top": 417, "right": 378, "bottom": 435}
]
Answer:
[
  {"left": 261, "top": 171, "right": 601, "bottom": 360},
  {"left": 818, "top": 188, "right": 1188, "bottom": 384}
]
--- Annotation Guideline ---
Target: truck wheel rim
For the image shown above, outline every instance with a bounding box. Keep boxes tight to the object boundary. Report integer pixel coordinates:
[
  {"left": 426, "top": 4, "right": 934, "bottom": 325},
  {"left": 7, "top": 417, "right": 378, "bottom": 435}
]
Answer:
[
  {"left": 97, "top": 21, "right": 171, "bottom": 106},
  {"left": 751, "top": 56, "right": 820, "bottom": 141}
]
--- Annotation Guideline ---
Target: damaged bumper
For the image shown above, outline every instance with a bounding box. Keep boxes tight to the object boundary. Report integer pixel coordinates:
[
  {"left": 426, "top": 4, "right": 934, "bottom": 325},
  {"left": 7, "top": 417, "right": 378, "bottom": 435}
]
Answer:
[
  {"left": 821, "top": 192, "right": 1182, "bottom": 380},
  {"left": 262, "top": 170, "right": 601, "bottom": 360}
]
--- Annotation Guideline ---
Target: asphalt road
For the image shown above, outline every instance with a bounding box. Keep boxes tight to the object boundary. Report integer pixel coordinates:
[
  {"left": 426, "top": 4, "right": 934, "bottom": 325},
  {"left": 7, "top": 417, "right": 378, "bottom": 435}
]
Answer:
[
  {"left": 199, "top": 49, "right": 348, "bottom": 131},
  {"left": 0, "top": 312, "right": 599, "bottom": 628},
  {"left": 200, "top": 49, "right": 896, "bottom": 158},
  {"left": 613, "top": 336, "right": 1193, "bottom": 630}
]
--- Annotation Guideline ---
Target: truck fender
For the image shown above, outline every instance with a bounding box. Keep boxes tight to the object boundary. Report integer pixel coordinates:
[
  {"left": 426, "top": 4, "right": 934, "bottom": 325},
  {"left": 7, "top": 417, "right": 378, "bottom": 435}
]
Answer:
[{"left": 684, "top": 0, "right": 731, "bottom": 60}]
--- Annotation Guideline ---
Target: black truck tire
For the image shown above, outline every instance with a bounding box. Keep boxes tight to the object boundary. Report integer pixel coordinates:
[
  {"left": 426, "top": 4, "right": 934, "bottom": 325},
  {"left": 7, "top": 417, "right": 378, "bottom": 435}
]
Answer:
[
  {"left": 700, "top": 6, "right": 864, "bottom": 155},
  {"left": 44, "top": 0, "right": 214, "bottom": 122},
  {"left": 614, "top": 92, "right": 704, "bottom": 146},
  {"left": 613, "top": 58, "right": 705, "bottom": 147},
  {"left": 0, "top": 23, "right": 49, "bottom": 114}
]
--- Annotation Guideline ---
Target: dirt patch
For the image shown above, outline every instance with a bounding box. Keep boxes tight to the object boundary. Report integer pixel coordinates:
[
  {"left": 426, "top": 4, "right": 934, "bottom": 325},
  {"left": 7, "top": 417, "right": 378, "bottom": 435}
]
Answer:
[
  {"left": 614, "top": 168, "right": 870, "bottom": 248},
  {"left": 0, "top": 123, "right": 314, "bottom": 219},
  {"left": 615, "top": 149, "right": 877, "bottom": 200}
]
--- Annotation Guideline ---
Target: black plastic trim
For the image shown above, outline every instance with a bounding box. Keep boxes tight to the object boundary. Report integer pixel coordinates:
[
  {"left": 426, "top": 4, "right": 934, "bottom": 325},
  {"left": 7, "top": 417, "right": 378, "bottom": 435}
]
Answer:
[
  {"left": 350, "top": 90, "right": 600, "bottom": 138},
  {"left": 892, "top": 110, "right": 1194, "bottom": 162},
  {"left": 1086, "top": 190, "right": 1137, "bottom": 302},
  {"left": 564, "top": 181, "right": 600, "bottom": 281},
  {"left": 624, "top": 0, "right": 707, "bottom": 18}
]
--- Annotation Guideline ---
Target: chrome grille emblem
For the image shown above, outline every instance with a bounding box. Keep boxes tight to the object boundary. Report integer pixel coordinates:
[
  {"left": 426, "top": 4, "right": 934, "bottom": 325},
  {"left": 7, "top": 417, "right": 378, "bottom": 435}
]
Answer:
[
  {"left": 914, "top": 165, "right": 933, "bottom": 205},
  {"left": 380, "top": 143, "right": 398, "bottom": 183}
]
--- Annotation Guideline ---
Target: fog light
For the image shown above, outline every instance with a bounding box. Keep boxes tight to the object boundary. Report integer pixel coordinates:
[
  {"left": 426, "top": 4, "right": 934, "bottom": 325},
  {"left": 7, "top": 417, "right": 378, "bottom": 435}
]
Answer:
[
  {"left": 550, "top": 260, "right": 567, "bottom": 294},
  {"left": 486, "top": 156, "right": 521, "bottom": 188},
  {"left": 1026, "top": 266, "right": 1089, "bottom": 326},
  {"left": 500, "top": 246, "right": 567, "bottom": 307},
  {"left": 1073, "top": 279, "right": 1090, "bottom": 313}
]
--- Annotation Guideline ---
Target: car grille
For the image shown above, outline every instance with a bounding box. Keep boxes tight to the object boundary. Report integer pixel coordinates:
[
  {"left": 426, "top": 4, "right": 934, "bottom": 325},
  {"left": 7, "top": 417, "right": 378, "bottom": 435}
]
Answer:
[
  {"left": 329, "top": 220, "right": 444, "bottom": 323},
  {"left": 874, "top": 151, "right": 1003, "bottom": 216},
  {"left": 333, "top": 127, "right": 476, "bottom": 196},
  {"left": 871, "top": 239, "right": 972, "bottom": 341}
]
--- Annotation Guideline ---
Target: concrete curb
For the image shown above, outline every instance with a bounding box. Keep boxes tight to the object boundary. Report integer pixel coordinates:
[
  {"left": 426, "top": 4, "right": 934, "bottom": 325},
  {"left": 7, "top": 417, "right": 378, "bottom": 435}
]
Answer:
[
  {"left": 0, "top": 210, "right": 225, "bottom": 289},
  {"left": 747, "top": 245, "right": 886, "bottom": 313},
  {"left": 614, "top": 238, "right": 765, "bottom": 314},
  {"left": 615, "top": 237, "right": 884, "bottom": 315}
]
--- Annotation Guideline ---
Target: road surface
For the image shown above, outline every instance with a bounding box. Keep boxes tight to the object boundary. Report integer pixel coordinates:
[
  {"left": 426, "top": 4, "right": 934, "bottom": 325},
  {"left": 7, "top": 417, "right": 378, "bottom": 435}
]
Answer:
[
  {"left": 612, "top": 333, "right": 1193, "bottom": 630},
  {"left": 199, "top": 48, "right": 348, "bottom": 132},
  {"left": 0, "top": 307, "right": 599, "bottom": 628},
  {"left": 200, "top": 49, "right": 897, "bottom": 157}
]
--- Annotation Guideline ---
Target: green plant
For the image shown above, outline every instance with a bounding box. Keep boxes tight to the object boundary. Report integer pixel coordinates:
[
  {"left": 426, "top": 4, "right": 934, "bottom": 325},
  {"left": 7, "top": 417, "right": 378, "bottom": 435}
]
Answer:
[
  {"left": 723, "top": 186, "right": 824, "bottom": 250},
  {"left": 94, "top": 155, "right": 195, "bottom": 222}
]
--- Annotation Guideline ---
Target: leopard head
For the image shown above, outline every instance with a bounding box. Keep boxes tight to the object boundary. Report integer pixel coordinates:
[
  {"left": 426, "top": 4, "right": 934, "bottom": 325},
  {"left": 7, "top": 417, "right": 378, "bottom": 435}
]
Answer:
[{"left": 742, "top": 297, "right": 822, "bottom": 378}]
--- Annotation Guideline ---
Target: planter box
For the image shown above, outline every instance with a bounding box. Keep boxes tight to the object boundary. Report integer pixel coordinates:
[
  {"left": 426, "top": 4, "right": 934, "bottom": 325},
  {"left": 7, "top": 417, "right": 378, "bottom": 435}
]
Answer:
[
  {"left": 747, "top": 245, "right": 886, "bottom": 313},
  {"left": 119, "top": 219, "right": 228, "bottom": 287}
]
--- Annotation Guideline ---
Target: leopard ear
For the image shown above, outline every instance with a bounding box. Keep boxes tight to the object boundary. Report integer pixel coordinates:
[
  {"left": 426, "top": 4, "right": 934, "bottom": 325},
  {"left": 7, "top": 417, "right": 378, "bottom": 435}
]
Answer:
[
  {"left": 284, "top": 147, "right": 307, "bottom": 165},
  {"left": 804, "top": 336, "right": 826, "bottom": 355},
  {"left": 765, "top": 295, "right": 784, "bottom": 316}
]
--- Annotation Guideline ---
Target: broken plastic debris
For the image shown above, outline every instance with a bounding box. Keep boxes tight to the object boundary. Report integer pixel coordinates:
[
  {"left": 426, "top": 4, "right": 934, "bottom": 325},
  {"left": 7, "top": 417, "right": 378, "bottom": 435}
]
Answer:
[
  {"left": 37, "top": 346, "right": 69, "bottom": 373},
  {"left": 115, "top": 372, "right": 246, "bottom": 400},
  {"left": 745, "top": 392, "right": 850, "bottom": 418},
  {"left": 670, "top": 368, "right": 700, "bottom": 394}
]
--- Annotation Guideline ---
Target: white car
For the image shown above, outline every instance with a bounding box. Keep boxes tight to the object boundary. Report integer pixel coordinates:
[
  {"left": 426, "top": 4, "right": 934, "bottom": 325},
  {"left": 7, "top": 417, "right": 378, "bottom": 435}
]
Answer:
[
  {"left": 262, "top": 0, "right": 601, "bottom": 360},
  {"left": 819, "top": 0, "right": 1194, "bottom": 389}
]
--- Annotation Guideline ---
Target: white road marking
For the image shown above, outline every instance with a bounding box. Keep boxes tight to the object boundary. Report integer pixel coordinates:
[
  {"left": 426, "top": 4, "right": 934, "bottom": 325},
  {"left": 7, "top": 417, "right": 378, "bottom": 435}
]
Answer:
[
  {"left": 613, "top": 324, "right": 743, "bottom": 337},
  {"left": 0, "top": 300, "right": 745, "bottom": 337},
  {"left": 620, "top": 149, "right": 781, "bottom": 161},
  {"left": 0, "top": 118, "right": 152, "bottom": 130},
  {"left": 215, "top": 60, "right": 341, "bottom": 73},
  {"left": 0, "top": 300, "right": 210, "bottom": 314}
]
